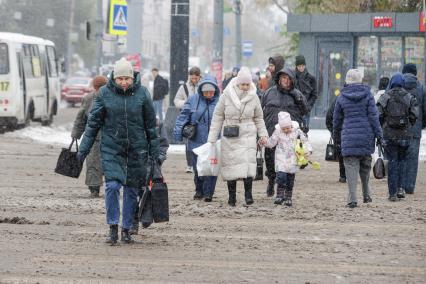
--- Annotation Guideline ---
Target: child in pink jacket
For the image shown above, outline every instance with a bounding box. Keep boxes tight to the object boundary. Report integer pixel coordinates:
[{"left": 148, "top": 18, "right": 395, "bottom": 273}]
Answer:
[{"left": 263, "top": 112, "right": 312, "bottom": 206}]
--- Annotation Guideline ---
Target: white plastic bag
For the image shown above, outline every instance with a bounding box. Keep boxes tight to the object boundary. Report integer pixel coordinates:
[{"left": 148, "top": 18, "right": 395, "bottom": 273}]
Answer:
[{"left": 192, "top": 140, "right": 221, "bottom": 176}]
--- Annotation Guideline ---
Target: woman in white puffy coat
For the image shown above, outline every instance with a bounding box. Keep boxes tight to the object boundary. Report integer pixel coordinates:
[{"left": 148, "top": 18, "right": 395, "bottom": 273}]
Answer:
[{"left": 208, "top": 67, "right": 268, "bottom": 206}]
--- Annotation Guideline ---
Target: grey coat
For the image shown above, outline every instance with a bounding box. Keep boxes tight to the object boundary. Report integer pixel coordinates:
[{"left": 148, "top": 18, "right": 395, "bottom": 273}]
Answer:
[{"left": 71, "top": 92, "right": 103, "bottom": 187}]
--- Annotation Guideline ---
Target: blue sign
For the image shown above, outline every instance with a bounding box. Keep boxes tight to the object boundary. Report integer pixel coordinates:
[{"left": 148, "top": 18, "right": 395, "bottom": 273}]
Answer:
[
  {"left": 109, "top": 0, "right": 127, "bottom": 35},
  {"left": 242, "top": 41, "right": 253, "bottom": 57}
]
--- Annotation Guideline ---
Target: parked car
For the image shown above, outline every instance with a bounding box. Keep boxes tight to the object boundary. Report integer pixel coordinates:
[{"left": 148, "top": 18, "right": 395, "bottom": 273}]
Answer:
[{"left": 61, "top": 77, "right": 93, "bottom": 107}]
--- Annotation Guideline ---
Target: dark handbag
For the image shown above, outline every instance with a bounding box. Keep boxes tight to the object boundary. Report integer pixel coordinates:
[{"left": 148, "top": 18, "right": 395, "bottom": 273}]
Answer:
[
  {"left": 54, "top": 139, "right": 83, "bottom": 178},
  {"left": 373, "top": 145, "right": 386, "bottom": 179},
  {"left": 223, "top": 125, "right": 240, "bottom": 138},
  {"left": 138, "top": 188, "right": 153, "bottom": 228},
  {"left": 150, "top": 161, "right": 169, "bottom": 223},
  {"left": 182, "top": 105, "right": 209, "bottom": 139},
  {"left": 254, "top": 146, "right": 264, "bottom": 181},
  {"left": 325, "top": 137, "right": 337, "bottom": 161},
  {"left": 182, "top": 123, "right": 197, "bottom": 139}
]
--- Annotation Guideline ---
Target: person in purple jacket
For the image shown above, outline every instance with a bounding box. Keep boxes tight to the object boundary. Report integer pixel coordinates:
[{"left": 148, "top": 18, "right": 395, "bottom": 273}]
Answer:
[{"left": 333, "top": 69, "right": 384, "bottom": 208}]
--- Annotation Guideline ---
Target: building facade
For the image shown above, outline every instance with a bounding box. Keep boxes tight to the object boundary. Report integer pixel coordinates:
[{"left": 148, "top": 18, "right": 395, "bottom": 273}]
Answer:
[{"left": 288, "top": 12, "right": 425, "bottom": 129}]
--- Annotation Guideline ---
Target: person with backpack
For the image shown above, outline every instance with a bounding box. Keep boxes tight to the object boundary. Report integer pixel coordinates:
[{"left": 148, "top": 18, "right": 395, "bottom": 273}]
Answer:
[
  {"left": 333, "top": 69, "right": 383, "bottom": 208},
  {"left": 152, "top": 68, "right": 169, "bottom": 122},
  {"left": 377, "top": 73, "right": 418, "bottom": 201},
  {"left": 402, "top": 64, "right": 426, "bottom": 194},
  {"left": 174, "top": 67, "right": 202, "bottom": 174}
]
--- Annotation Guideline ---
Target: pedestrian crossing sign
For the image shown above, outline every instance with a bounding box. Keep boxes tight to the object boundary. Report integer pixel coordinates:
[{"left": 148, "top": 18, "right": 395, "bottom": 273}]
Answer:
[{"left": 109, "top": 0, "right": 127, "bottom": 35}]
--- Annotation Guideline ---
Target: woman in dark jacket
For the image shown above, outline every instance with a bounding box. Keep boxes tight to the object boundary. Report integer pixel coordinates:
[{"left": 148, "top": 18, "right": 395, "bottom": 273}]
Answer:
[
  {"left": 78, "top": 58, "right": 159, "bottom": 244},
  {"left": 333, "top": 69, "right": 383, "bottom": 208},
  {"left": 174, "top": 75, "right": 220, "bottom": 202}
]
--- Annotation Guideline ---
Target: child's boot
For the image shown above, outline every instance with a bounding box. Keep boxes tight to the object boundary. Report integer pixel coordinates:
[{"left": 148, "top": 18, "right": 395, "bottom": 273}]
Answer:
[
  {"left": 274, "top": 187, "right": 284, "bottom": 205},
  {"left": 284, "top": 189, "right": 293, "bottom": 207}
]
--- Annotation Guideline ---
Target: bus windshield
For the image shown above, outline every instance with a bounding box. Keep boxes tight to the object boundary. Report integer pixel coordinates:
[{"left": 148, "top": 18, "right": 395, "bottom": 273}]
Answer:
[{"left": 0, "top": 43, "right": 9, "bottom": 74}]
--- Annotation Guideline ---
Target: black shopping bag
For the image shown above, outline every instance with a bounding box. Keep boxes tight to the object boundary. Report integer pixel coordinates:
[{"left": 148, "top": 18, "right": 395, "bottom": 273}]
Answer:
[
  {"left": 138, "top": 188, "right": 153, "bottom": 228},
  {"left": 254, "top": 146, "right": 263, "bottom": 181},
  {"left": 54, "top": 139, "right": 83, "bottom": 178},
  {"left": 373, "top": 145, "right": 386, "bottom": 179},
  {"left": 325, "top": 137, "right": 337, "bottom": 161},
  {"left": 150, "top": 161, "right": 169, "bottom": 223}
]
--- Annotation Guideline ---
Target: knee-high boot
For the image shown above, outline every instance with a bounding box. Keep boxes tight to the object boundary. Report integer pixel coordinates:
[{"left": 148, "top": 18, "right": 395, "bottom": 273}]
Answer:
[
  {"left": 227, "top": 181, "right": 237, "bottom": 206},
  {"left": 244, "top": 178, "right": 254, "bottom": 205}
]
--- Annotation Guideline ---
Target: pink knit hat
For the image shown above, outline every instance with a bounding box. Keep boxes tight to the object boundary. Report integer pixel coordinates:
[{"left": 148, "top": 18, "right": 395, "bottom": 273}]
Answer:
[
  {"left": 278, "top": 112, "right": 292, "bottom": 128},
  {"left": 236, "top": 66, "right": 252, "bottom": 85}
]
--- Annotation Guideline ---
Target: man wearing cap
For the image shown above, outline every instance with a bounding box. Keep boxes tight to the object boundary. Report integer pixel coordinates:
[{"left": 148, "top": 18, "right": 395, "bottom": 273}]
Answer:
[
  {"left": 174, "top": 75, "right": 220, "bottom": 202},
  {"left": 402, "top": 63, "right": 426, "bottom": 194},
  {"left": 78, "top": 58, "right": 159, "bottom": 244},
  {"left": 71, "top": 75, "right": 108, "bottom": 197},
  {"left": 294, "top": 55, "right": 317, "bottom": 132},
  {"left": 333, "top": 69, "right": 383, "bottom": 208},
  {"left": 267, "top": 55, "right": 285, "bottom": 88}
]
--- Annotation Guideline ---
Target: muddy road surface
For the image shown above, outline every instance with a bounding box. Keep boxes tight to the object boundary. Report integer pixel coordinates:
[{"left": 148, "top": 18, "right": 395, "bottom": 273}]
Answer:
[{"left": 0, "top": 108, "right": 425, "bottom": 283}]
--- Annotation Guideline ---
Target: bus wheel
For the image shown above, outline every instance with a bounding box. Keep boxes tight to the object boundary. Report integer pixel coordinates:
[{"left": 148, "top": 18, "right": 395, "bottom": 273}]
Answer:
[
  {"left": 42, "top": 102, "right": 56, "bottom": 126},
  {"left": 25, "top": 102, "right": 34, "bottom": 126}
]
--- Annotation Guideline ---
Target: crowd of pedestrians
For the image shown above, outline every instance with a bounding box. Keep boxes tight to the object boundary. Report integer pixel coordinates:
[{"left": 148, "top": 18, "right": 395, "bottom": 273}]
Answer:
[{"left": 71, "top": 55, "right": 425, "bottom": 245}]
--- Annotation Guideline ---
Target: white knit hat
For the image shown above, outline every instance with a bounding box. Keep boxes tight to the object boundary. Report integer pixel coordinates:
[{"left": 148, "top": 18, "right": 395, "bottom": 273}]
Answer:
[
  {"left": 345, "top": 69, "right": 363, "bottom": 84},
  {"left": 278, "top": 111, "right": 292, "bottom": 128},
  {"left": 201, "top": 83, "right": 215, "bottom": 92},
  {"left": 236, "top": 66, "right": 252, "bottom": 85},
  {"left": 114, "top": 58, "right": 133, "bottom": 78}
]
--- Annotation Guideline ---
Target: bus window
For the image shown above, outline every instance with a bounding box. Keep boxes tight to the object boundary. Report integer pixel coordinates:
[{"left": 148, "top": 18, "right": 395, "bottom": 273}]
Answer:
[
  {"left": 23, "top": 56, "right": 33, "bottom": 78},
  {"left": 46, "top": 46, "right": 58, "bottom": 77},
  {"left": 0, "top": 43, "right": 9, "bottom": 74},
  {"left": 31, "top": 57, "right": 42, "bottom": 77}
]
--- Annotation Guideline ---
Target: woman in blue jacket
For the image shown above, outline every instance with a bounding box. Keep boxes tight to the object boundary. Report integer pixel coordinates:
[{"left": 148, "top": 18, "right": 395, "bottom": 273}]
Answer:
[
  {"left": 333, "top": 69, "right": 383, "bottom": 208},
  {"left": 174, "top": 76, "right": 220, "bottom": 202}
]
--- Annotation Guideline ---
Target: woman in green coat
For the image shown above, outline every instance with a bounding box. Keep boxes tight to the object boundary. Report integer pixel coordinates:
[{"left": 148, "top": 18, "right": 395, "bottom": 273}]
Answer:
[{"left": 78, "top": 58, "right": 159, "bottom": 245}]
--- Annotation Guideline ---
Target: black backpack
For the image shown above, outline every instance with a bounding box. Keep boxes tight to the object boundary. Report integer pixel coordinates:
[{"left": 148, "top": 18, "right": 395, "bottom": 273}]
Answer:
[{"left": 386, "top": 93, "right": 410, "bottom": 129}]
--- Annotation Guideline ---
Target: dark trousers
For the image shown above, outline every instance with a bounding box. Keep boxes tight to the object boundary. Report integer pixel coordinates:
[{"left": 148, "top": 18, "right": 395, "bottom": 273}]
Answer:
[
  {"left": 264, "top": 147, "right": 276, "bottom": 184},
  {"left": 276, "top": 172, "right": 295, "bottom": 191},
  {"left": 384, "top": 139, "right": 410, "bottom": 197},
  {"left": 404, "top": 138, "right": 420, "bottom": 193},
  {"left": 185, "top": 138, "right": 191, "bottom": 167},
  {"left": 191, "top": 152, "right": 217, "bottom": 197},
  {"left": 338, "top": 151, "right": 346, "bottom": 179}
]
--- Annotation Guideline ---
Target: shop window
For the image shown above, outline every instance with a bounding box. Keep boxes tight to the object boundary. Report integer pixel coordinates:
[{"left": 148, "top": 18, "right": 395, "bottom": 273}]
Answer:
[
  {"left": 405, "top": 37, "right": 424, "bottom": 82},
  {"left": 380, "top": 37, "right": 402, "bottom": 79},
  {"left": 356, "top": 36, "right": 378, "bottom": 90}
]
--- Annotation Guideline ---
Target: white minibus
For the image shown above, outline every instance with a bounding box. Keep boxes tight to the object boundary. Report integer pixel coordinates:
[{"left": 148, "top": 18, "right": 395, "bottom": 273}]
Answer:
[{"left": 0, "top": 32, "right": 60, "bottom": 132}]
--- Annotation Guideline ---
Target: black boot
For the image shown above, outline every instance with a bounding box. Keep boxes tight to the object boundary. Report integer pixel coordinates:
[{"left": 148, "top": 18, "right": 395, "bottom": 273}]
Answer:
[
  {"left": 121, "top": 228, "right": 134, "bottom": 244},
  {"left": 227, "top": 181, "right": 237, "bottom": 207},
  {"left": 284, "top": 189, "right": 293, "bottom": 207},
  {"left": 193, "top": 190, "right": 203, "bottom": 200},
  {"left": 89, "top": 186, "right": 100, "bottom": 198},
  {"left": 274, "top": 187, "right": 284, "bottom": 205},
  {"left": 129, "top": 218, "right": 139, "bottom": 235},
  {"left": 105, "top": 225, "right": 118, "bottom": 245},
  {"left": 244, "top": 178, "right": 254, "bottom": 205},
  {"left": 266, "top": 179, "right": 275, "bottom": 197}
]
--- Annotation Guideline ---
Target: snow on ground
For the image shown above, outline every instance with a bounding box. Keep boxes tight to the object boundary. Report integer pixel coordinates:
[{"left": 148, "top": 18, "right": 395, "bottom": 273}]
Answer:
[{"left": 5, "top": 125, "right": 426, "bottom": 160}]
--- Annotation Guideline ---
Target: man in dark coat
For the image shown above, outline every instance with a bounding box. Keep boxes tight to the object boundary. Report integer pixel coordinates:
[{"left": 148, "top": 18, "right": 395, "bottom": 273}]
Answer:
[
  {"left": 78, "top": 58, "right": 159, "bottom": 244},
  {"left": 402, "top": 63, "right": 426, "bottom": 194},
  {"left": 152, "top": 68, "right": 169, "bottom": 122},
  {"left": 377, "top": 72, "right": 418, "bottom": 201},
  {"left": 333, "top": 69, "right": 383, "bottom": 208},
  {"left": 294, "top": 55, "right": 317, "bottom": 132},
  {"left": 71, "top": 75, "right": 107, "bottom": 197},
  {"left": 261, "top": 67, "right": 308, "bottom": 197},
  {"left": 267, "top": 55, "right": 285, "bottom": 88}
]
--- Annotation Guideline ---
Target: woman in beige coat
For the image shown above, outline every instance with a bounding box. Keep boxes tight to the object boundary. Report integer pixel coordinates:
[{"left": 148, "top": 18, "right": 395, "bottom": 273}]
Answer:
[{"left": 208, "top": 67, "right": 268, "bottom": 206}]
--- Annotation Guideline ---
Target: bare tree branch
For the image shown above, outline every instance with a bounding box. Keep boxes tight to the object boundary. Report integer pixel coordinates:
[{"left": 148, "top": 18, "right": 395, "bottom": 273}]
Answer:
[{"left": 271, "top": 0, "right": 289, "bottom": 14}]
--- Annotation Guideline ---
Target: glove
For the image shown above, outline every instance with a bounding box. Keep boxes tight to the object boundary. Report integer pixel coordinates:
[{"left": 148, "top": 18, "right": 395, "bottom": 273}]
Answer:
[
  {"left": 292, "top": 92, "right": 303, "bottom": 103},
  {"left": 76, "top": 152, "right": 86, "bottom": 163},
  {"left": 377, "top": 138, "right": 386, "bottom": 148}
]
